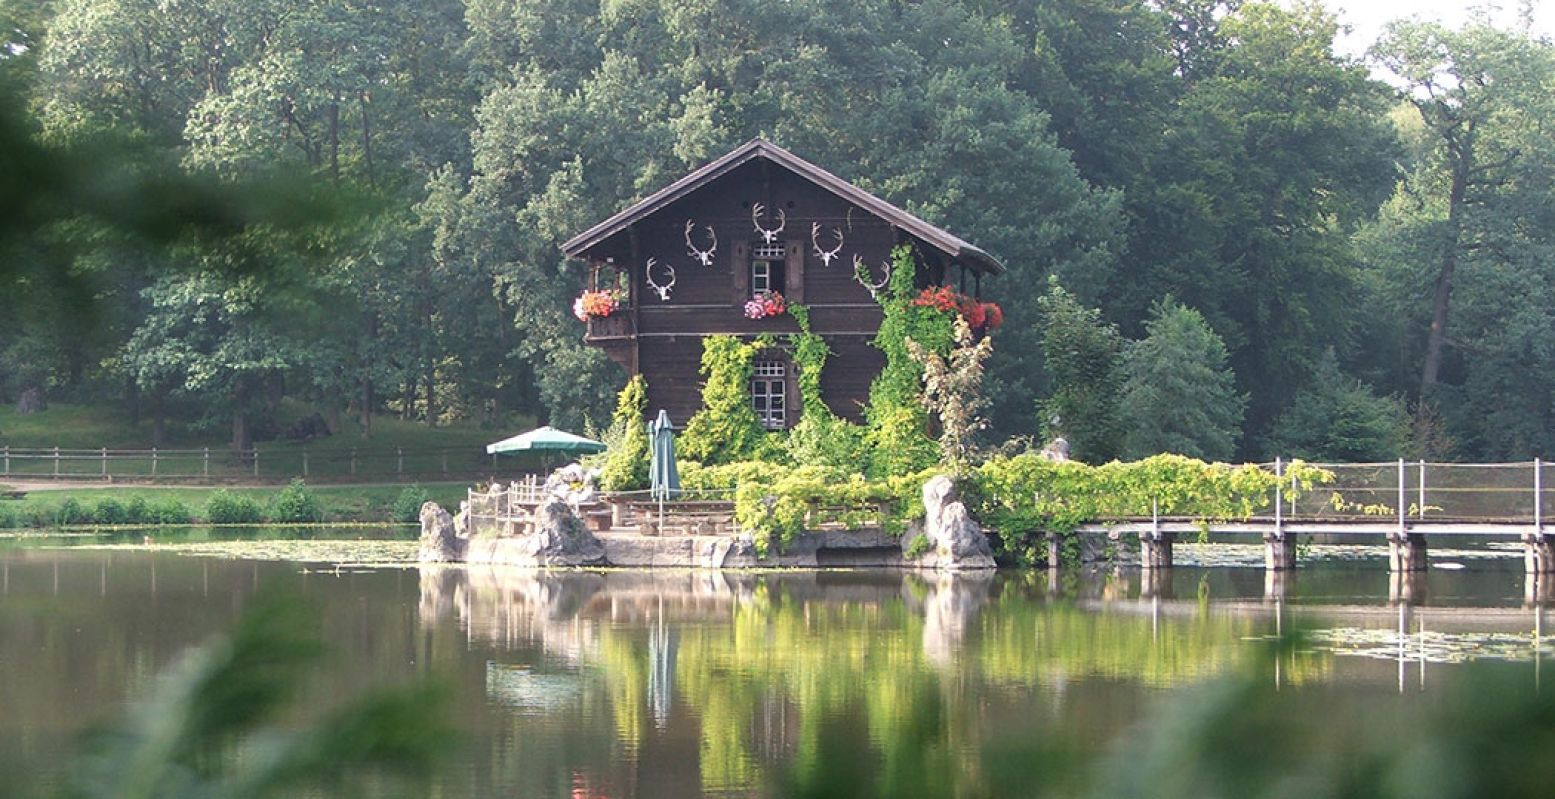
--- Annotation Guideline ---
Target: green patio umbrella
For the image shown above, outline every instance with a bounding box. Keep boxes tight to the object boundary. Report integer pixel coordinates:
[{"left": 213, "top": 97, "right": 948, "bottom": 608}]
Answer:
[
  {"left": 486, "top": 426, "right": 606, "bottom": 472},
  {"left": 649, "top": 410, "right": 679, "bottom": 527}
]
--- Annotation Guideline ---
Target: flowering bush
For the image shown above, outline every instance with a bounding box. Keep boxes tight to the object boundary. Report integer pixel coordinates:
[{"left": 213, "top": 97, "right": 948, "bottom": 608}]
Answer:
[
  {"left": 573, "top": 288, "right": 626, "bottom": 321},
  {"left": 911, "top": 286, "right": 1003, "bottom": 335},
  {"left": 743, "top": 290, "right": 787, "bottom": 320}
]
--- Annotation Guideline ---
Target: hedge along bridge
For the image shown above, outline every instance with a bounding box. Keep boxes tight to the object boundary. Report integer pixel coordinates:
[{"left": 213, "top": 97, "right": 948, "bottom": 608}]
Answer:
[{"left": 1081, "top": 459, "right": 1555, "bottom": 578}]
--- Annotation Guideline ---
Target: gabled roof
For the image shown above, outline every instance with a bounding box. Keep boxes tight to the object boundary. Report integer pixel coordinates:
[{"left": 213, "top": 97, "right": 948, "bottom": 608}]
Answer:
[{"left": 560, "top": 138, "right": 1004, "bottom": 274}]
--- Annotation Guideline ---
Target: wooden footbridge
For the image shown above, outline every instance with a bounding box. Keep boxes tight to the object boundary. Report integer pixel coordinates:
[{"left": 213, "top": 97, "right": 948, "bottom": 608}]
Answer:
[{"left": 1073, "top": 459, "right": 1555, "bottom": 577}]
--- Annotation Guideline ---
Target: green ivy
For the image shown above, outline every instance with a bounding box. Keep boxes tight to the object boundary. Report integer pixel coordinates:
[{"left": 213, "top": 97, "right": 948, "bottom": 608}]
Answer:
[
  {"left": 679, "top": 336, "right": 778, "bottom": 465},
  {"left": 599, "top": 375, "right": 650, "bottom": 490},
  {"left": 863, "top": 244, "right": 951, "bottom": 478},
  {"left": 972, "top": 453, "right": 1333, "bottom": 566},
  {"left": 784, "top": 304, "right": 866, "bottom": 471}
]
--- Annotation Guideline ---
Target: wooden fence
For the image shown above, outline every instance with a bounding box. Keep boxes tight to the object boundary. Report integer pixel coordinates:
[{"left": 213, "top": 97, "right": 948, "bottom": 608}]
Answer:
[{"left": 0, "top": 444, "right": 544, "bottom": 484}]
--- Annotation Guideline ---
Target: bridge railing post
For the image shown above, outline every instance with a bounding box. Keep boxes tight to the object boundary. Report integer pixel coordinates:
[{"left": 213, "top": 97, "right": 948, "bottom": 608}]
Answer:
[
  {"left": 1273, "top": 457, "right": 1283, "bottom": 539},
  {"left": 1264, "top": 457, "right": 1297, "bottom": 571},
  {"left": 1397, "top": 458, "right": 1406, "bottom": 536},
  {"left": 1526, "top": 458, "right": 1553, "bottom": 578},
  {"left": 1537, "top": 457, "right": 1544, "bottom": 535},
  {"left": 1390, "top": 458, "right": 1427, "bottom": 572}
]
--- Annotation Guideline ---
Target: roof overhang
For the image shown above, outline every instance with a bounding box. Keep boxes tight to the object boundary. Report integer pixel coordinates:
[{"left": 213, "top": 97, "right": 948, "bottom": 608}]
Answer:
[{"left": 560, "top": 138, "right": 1004, "bottom": 275}]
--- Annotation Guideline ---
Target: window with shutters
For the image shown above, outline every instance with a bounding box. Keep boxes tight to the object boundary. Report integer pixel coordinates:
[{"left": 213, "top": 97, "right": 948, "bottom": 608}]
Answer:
[
  {"left": 752, "top": 243, "right": 786, "bottom": 296},
  {"left": 750, "top": 360, "right": 787, "bottom": 430}
]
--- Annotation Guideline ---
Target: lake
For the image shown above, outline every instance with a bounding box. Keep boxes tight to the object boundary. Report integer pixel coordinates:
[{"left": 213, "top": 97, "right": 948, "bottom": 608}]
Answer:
[{"left": 0, "top": 531, "right": 1550, "bottom": 797}]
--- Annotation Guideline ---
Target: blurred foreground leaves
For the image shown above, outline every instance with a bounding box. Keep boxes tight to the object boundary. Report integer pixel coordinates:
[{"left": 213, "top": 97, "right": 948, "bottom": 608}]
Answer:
[
  {"left": 784, "top": 633, "right": 1555, "bottom": 799},
  {"left": 62, "top": 597, "right": 450, "bottom": 799}
]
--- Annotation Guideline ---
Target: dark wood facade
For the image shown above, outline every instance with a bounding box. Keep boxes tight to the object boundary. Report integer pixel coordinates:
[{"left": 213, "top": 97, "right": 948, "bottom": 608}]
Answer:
[{"left": 562, "top": 139, "right": 1001, "bottom": 429}]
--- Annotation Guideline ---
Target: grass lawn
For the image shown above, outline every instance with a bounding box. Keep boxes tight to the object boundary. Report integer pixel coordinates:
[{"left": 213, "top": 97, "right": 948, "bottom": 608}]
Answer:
[
  {"left": 0, "top": 482, "right": 471, "bottom": 527},
  {"left": 0, "top": 402, "right": 559, "bottom": 480}
]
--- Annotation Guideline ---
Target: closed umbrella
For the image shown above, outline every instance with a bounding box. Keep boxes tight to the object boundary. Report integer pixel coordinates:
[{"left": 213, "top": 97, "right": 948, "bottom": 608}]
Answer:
[{"left": 649, "top": 410, "right": 679, "bottom": 528}]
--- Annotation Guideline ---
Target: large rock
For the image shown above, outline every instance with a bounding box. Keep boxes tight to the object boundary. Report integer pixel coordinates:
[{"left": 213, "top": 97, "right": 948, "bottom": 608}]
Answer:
[
  {"left": 904, "top": 474, "right": 996, "bottom": 570},
  {"left": 464, "top": 498, "right": 607, "bottom": 567},
  {"left": 418, "top": 502, "right": 466, "bottom": 562}
]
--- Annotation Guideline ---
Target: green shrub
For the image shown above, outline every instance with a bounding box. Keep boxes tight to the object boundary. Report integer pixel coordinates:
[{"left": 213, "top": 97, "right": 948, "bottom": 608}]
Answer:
[
  {"left": 125, "top": 496, "right": 153, "bottom": 524},
  {"left": 972, "top": 453, "right": 1333, "bottom": 566},
  {"left": 682, "top": 460, "right": 931, "bottom": 552},
  {"left": 268, "top": 478, "right": 322, "bottom": 523},
  {"left": 206, "top": 490, "right": 264, "bottom": 524},
  {"left": 92, "top": 497, "right": 129, "bottom": 525},
  {"left": 0, "top": 503, "right": 19, "bottom": 529},
  {"left": 599, "top": 375, "right": 651, "bottom": 491},
  {"left": 148, "top": 498, "right": 193, "bottom": 525},
  {"left": 55, "top": 497, "right": 88, "bottom": 526},
  {"left": 392, "top": 485, "right": 431, "bottom": 523}
]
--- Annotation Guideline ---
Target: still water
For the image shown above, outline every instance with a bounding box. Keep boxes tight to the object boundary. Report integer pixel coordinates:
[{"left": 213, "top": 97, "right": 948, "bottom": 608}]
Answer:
[{"left": 0, "top": 532, "right": 1550, "bottom": 797}]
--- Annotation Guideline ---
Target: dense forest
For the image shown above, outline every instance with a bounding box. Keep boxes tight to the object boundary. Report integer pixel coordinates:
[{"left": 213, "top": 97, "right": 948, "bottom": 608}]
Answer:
[{"left": 2, "top": 0, "right": 1553, "bottom": 463}]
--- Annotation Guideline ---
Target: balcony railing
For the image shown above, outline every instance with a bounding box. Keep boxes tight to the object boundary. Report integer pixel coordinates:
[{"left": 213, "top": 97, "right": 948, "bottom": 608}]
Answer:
[{"left": 585, "top": 310, "right": 636, "bottom": 340}]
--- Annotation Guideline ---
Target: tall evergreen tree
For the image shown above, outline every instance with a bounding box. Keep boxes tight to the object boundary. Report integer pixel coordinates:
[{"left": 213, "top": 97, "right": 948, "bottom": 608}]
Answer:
[{"left": 1119, "top": 299, "right": 1245, "bottom": 461}]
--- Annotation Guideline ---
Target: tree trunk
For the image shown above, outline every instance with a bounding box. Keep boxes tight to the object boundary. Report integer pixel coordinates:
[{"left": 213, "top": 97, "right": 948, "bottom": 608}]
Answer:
[
  {"left": 1420, "top": 153, "right": 1471, "bottom": 395},
  {"left": 232, "top": 411, "right": 250, "bottom": 453},
  {"left": 425, "top": 360, "right": 437, "bottom": 427},
  {"left": 402, "top": 374, "right": 417, "bottom": 421},
  {"left": 360, "top": 377, "right": 373, "bottom": 439},
  {"left": 359, "top": 91, "right": 377, "bottom": 189},
  {"left": 327, "top": 93, "right": 341, "bottom": 183},
  {"left": 151, "top": 404, "right": 167, "bottom": 448}
]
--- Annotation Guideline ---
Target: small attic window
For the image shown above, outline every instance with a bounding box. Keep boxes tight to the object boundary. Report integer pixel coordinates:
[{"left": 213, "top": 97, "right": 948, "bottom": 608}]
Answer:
[{"left": 752, "top": 243, "right": 786, "bottom": 295}]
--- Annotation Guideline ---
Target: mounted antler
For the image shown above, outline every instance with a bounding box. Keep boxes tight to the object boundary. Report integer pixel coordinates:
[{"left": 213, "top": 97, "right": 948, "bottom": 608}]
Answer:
[
  {"left": 853, "top": 254, "right": 890, "bottom": 300},
  {"left": 684, "top": 219, "right": 717, "bottom": 267},
  {"left": 811, "top": 222, "right": 843, "bottom": 267},
  {"left": 645, "top": 258, "right": 676, "bottom": 301},
  {"left": 751, "top": 203, "right": 786, "bottom": 243}
]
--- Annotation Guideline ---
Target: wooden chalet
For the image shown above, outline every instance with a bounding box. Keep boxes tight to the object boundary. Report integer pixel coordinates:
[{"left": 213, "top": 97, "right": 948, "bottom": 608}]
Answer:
[{"left": 562, "top": 138, "right": 1003, "bottom": 429}]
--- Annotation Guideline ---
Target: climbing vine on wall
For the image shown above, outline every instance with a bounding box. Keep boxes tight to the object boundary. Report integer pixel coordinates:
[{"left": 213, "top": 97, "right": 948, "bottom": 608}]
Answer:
[
  {"left": 785, "top": 304, "right": 866, "bottom": 471},
  {"left": 679, "top": 335, "right": 778, "bottom": 465},
  {"left": 864, "top": 244, "right": 953, "bottom": 478}
]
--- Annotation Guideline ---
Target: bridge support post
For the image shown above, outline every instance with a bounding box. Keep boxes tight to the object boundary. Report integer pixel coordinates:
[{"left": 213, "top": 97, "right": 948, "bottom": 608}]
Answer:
[
  {"left": 1141, "top": 567, "right": 1174, "bottom": 599},
  {"left": 1389, "top": 570, "right": 1427, "bottom": 605},
  {"left": 1526, "top": 572, "right": 1555, "bottom": 606},
  {"left": 1263, "top": 569, "right": 1293, "bottom": 602},
  {"left": 1522, "top": 533, "right": 1555, "bottom": 575},
  {"left": 1263, "top": 531, "right": 1296, "bottom": 571},
  {"left": 1388, "top": 533, "right": 1428, "bottom": 572},
  {"left": 1139, "top": 532, "right": 1174, "bottom": 570},
  {"left": 1046, "top": 532, "right": 1062, "bottom": 569}
]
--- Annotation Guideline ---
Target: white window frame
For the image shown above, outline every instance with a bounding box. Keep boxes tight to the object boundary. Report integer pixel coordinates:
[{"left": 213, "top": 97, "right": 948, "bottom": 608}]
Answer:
[
  {"left": 751, "top": 243, "right": 786, "bottom": 296},
  {"left": 750, "top": 361, "right": 787, "bottom": 430},
  {"left": 751, "top": 260, "right": 772, "bottom": 293}
]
